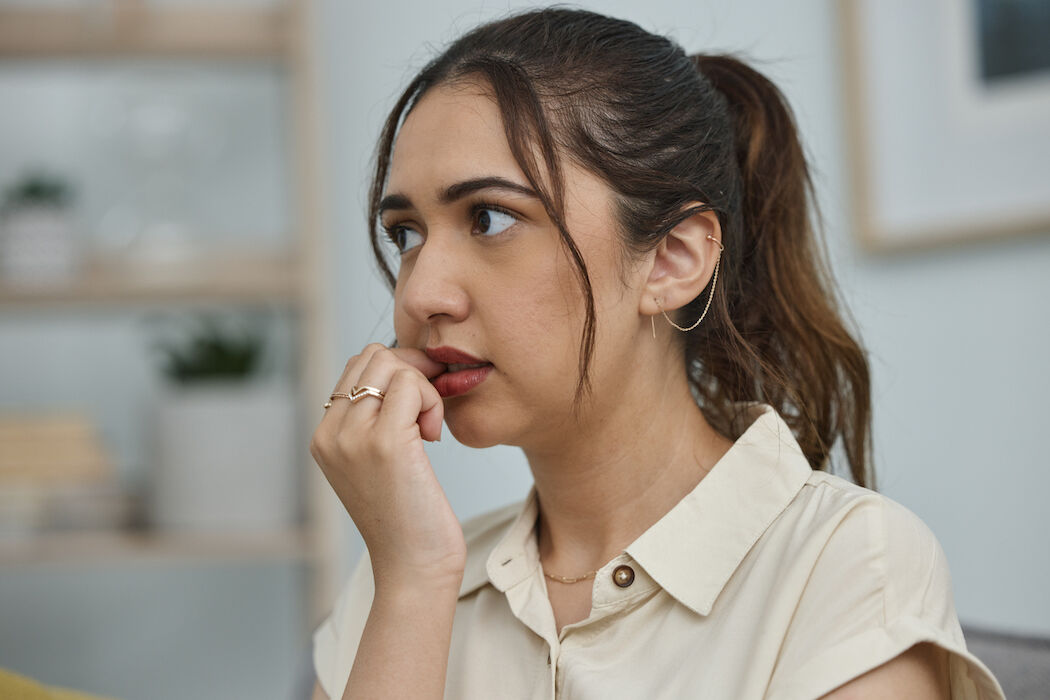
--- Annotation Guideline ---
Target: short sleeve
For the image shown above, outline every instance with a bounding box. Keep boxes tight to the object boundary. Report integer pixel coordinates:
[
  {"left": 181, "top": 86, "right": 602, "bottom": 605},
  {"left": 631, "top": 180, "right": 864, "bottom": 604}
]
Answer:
[
  {"left": 766, "top": 496, "right": 1005, "bottom": 700},
  {"left": 312, "top": 549, "right": 376, "bottom": 700}
]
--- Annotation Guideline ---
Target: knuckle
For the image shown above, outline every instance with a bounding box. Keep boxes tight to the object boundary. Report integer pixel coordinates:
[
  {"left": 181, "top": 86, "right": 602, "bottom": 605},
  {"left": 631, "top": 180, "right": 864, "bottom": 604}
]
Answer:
[
  {"left": 308, "top": 433, "right": 327, "bottom": 461},
  {"left": 389, "top": 368, "right": 417, "bottom": 389},
  {"left": 397, "top": 366, "right": 422, "bottom": 381},
  {"left": 371, "top": 347, "right": 399, "bottom": 366}
]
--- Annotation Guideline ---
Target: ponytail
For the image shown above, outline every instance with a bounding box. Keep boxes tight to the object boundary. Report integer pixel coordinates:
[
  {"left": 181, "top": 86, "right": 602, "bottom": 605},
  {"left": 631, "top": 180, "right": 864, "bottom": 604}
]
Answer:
[{"left": 691, "top": 54, "right": 874, "bottom": 488}]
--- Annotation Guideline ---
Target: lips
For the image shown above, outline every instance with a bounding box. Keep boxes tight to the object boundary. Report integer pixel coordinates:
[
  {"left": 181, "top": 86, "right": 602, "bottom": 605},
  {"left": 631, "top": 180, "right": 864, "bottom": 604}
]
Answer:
[
  {"left": 425, "top": 346, "right": 489, "bottom": 365},
  {"left": 446, "top": 362, "right": 489, "bottom": 372},
  {"left": 426, "top": 346, "right": 493, "bottom": 398}
]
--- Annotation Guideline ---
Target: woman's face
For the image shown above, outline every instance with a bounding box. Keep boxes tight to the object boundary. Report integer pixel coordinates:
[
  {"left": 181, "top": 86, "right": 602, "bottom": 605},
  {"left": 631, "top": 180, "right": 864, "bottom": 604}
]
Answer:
[{"left": 383, "top": 80, "right": 646, "bottom": 449}]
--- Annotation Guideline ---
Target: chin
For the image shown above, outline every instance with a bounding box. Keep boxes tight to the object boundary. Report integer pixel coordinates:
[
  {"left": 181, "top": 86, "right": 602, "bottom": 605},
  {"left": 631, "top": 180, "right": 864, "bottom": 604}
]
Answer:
[
  {"left": 444, "top": 416, "right": 502, "bottom": 448},
  {"left": 442, "top": 401, "right": 517, "bottom": 448}
]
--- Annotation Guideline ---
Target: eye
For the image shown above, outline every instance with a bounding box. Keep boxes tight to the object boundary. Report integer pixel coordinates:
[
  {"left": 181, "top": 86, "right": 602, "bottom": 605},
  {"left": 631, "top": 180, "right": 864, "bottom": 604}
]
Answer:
[
  {"left": 472, "top": 205, "right": 517, "bottom": 237},
  {"left": 383, "top": 224, "right": 423, "bottom": 254}
]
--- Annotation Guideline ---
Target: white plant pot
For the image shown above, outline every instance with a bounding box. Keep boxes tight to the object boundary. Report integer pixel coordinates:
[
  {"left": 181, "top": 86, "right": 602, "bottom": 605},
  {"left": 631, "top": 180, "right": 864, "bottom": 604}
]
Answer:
[
  {"left": 0, "top": 204, "right": 81, "bottom": 285},
  {"left": 150, "top": 379, "right": 297, "bottom": 534}
]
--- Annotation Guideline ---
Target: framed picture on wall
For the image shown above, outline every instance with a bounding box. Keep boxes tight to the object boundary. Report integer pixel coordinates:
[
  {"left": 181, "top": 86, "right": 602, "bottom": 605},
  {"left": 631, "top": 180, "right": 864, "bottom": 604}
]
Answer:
[{"left": 839, "top": 0, "right": 1050, "bottom": 253}]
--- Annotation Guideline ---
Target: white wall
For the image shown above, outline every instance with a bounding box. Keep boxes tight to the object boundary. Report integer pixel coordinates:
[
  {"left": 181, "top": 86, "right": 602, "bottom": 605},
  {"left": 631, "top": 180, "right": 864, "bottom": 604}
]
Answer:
[{"left": 316, "top": 0, "right": 1050, "bottom": 638}]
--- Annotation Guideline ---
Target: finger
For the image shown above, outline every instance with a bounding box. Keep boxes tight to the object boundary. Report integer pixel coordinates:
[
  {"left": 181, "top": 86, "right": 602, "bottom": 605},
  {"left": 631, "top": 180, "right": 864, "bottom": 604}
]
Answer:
[
  {"left": 321, "top": 343, "right": 390, "bottom": 422},
  {"left": 415, "top": 379, "right": 444, "bottom": 441},
  {"left": 336, "top": 342, "right": 390, "bottom": 393},
  {"left": 375, "top": 369, "right": 445, "bottom": 442},
  {"left": 354, "top": 347, "right": 415, "bottom": 403},
  {"left": 356, "top": 349, "right": 444, "bottom": 442},
  {"left": 388, "top": 346, "right": 447, "bottom": 379}
]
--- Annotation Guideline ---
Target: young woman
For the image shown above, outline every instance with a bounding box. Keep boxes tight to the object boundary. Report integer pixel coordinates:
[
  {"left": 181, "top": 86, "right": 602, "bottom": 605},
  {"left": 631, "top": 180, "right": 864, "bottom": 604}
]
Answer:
[{"left": 308, "top": 8, "right": 1005, "bottom": 699}]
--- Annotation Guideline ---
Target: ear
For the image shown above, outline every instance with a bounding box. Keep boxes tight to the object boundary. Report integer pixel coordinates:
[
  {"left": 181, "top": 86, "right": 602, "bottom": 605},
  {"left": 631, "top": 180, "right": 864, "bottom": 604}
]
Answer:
[{"left": 639, "top": 204, "right": 723, "bottom": 321}]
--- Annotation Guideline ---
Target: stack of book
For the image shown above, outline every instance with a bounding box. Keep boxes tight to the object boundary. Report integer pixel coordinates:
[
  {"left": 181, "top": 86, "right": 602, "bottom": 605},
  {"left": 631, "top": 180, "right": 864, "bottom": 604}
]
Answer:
[{"left": 0, "top": 412, "right": 133, "bottom": 540}]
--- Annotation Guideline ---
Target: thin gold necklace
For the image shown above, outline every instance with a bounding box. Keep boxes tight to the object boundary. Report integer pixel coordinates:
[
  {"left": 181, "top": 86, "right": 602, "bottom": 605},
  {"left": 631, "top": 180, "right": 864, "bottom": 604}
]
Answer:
[
  {"left": 537, "top": 516, "right": 597, "bottom": 583},
  {"left": 542, "top": 566, "right": 597, "bottom": 584}
]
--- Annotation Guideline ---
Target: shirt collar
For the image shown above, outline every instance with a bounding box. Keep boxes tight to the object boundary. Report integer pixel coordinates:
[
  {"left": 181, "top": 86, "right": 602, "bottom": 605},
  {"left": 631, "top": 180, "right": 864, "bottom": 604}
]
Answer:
[
  {"left": 459, "top": 402, "right": 813, "bottom": 615},
  {"left": 459, "top": 491, "right": 539, "bottom": 598}
]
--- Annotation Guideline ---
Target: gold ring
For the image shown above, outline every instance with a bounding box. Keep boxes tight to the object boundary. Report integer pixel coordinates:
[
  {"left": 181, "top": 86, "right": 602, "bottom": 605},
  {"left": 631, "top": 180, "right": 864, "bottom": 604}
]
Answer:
[
  {"left": 325, "top": 386, "right": 386, "bottom": 409},
  {"left": 349, "top": 385, "right": 386, "bottom": 403}
]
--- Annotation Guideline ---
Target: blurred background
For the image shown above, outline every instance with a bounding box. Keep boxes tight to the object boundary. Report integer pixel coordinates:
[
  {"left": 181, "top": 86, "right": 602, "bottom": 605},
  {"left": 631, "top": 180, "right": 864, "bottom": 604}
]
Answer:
[{"left": 0, "top": 1, "right": 1046, "bottom": 699}]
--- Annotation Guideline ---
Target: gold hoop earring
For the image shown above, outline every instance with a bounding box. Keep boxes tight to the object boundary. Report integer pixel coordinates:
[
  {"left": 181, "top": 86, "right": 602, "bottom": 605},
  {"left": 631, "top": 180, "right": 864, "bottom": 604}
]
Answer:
[{"left": 651, "top": 234, "right": 723, "bottom": 338}]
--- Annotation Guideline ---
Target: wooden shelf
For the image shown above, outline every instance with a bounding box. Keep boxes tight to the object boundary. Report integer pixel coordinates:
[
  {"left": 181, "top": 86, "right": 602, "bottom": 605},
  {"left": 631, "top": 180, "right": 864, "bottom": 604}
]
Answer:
[
  {"left": 0, "top": 248, "right": 301, "bottom": 308},
  {"left": 0, "top": 4, "right": 289, "bottom": 58},
  {"left": 0, "top": 527, "right": 315, "bottom": 566},
  {"left": 0, "top": 0, "right": 344, "bottom": 623}
]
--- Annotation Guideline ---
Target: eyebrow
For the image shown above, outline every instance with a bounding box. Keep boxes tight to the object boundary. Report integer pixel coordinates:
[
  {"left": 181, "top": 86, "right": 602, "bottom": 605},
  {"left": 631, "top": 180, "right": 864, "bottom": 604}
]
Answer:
[{"left": 377, "top": 176, "right": 539, "bottom": 217}]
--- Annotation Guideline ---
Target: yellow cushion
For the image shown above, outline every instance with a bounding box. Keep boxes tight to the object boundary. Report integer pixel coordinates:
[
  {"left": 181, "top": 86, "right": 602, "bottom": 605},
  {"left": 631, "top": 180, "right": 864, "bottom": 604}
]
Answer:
[{"left": 0, "top": 668, "right": 116, "bottom": 700}]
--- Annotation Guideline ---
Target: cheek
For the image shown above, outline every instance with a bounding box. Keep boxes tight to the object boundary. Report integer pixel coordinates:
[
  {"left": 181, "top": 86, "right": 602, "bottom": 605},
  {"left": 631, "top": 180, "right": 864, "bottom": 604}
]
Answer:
[
  {"left": 521, "top": 247, "right": 582, "bottom": 329},
  {"left": 489, "top": 268, "right": 586, "bottom": 399},
  {"left": 391, "top": 275, "right": 421, "bottom": 345}
]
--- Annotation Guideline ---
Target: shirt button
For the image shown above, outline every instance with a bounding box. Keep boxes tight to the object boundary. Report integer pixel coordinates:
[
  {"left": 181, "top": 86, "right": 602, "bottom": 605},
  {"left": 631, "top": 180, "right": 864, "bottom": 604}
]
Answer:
[{"left": 612, "top": 564, "right": 635, "bottom": 588}]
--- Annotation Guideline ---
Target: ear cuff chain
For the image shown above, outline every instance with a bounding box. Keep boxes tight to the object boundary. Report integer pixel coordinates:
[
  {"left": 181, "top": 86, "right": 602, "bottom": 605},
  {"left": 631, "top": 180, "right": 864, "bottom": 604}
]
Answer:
[{"left": 652, "top": 233, "right": 724, "bottom": 339}]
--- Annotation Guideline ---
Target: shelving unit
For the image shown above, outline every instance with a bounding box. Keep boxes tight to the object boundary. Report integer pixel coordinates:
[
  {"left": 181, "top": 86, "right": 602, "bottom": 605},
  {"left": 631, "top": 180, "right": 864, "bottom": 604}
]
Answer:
[
  {"left": 0, "top": 3, "right": 288, "bottom": 57},
  {"left": 0, "top": 528, "right": 313, "bottom": 567},
  {"left": 0, "top": 248, "right": 299, "bottom": 308},
  {"left": 0, "top": 0, "right": 339, "bottom": 634}
]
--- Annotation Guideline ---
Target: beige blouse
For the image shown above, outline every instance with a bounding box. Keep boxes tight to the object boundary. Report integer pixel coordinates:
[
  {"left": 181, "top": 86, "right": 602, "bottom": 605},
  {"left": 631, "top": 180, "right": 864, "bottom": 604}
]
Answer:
[{"left": 313, "top": 403, "right": 1005, "bottom": 699}]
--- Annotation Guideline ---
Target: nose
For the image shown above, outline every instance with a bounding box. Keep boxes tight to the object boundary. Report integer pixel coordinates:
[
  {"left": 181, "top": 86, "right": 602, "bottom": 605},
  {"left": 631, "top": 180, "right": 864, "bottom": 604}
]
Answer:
[{"left": 396, "top": 235, "right": 471, "bottom": 325}]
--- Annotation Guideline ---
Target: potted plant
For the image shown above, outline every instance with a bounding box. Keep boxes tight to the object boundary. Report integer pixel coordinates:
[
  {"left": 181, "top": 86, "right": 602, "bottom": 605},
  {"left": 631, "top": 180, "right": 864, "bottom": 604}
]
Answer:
[
  {"left": 153, "top": 313, "right": 264, "bottom": 383},
  {"left": 0, "top": 171, "right": 80, "bottom": 284},
  {"left": 146, "top": 312, "right": 297, "bottom": 534}
]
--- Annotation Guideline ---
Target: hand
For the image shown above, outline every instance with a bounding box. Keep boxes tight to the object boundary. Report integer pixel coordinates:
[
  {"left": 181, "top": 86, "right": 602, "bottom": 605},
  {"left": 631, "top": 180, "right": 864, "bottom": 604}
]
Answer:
[{"left": 309, "top": 344, "right": 466, "bottom": 591}]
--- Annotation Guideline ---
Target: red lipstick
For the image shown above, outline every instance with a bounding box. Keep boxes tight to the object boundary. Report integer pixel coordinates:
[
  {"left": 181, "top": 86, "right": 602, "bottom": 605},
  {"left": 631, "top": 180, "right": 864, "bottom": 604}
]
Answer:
[{"left": 426, "top": 346, "right": 493, "bottom": 398}]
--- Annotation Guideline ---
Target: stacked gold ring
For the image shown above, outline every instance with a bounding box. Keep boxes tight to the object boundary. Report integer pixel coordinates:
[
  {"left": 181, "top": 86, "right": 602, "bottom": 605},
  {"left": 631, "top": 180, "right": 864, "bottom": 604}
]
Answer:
[{"left": 323, "top": 385, "right": 386, "bottom": 410}]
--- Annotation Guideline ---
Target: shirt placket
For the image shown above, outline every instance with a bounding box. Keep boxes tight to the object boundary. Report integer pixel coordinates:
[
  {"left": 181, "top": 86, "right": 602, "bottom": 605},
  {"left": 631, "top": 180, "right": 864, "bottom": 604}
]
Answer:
[
  {"left": 549, "top": 553, "right": 658, "bottom": 699},
  {"left": 500, "top": 565, "right": 560, "bottom": 699}
]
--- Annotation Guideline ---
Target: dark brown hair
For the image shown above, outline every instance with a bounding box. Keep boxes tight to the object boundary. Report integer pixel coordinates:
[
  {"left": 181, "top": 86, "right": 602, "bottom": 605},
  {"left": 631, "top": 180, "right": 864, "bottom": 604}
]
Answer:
[{"left": 367, "top": 7, "right": 874, "bottom": 488}]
